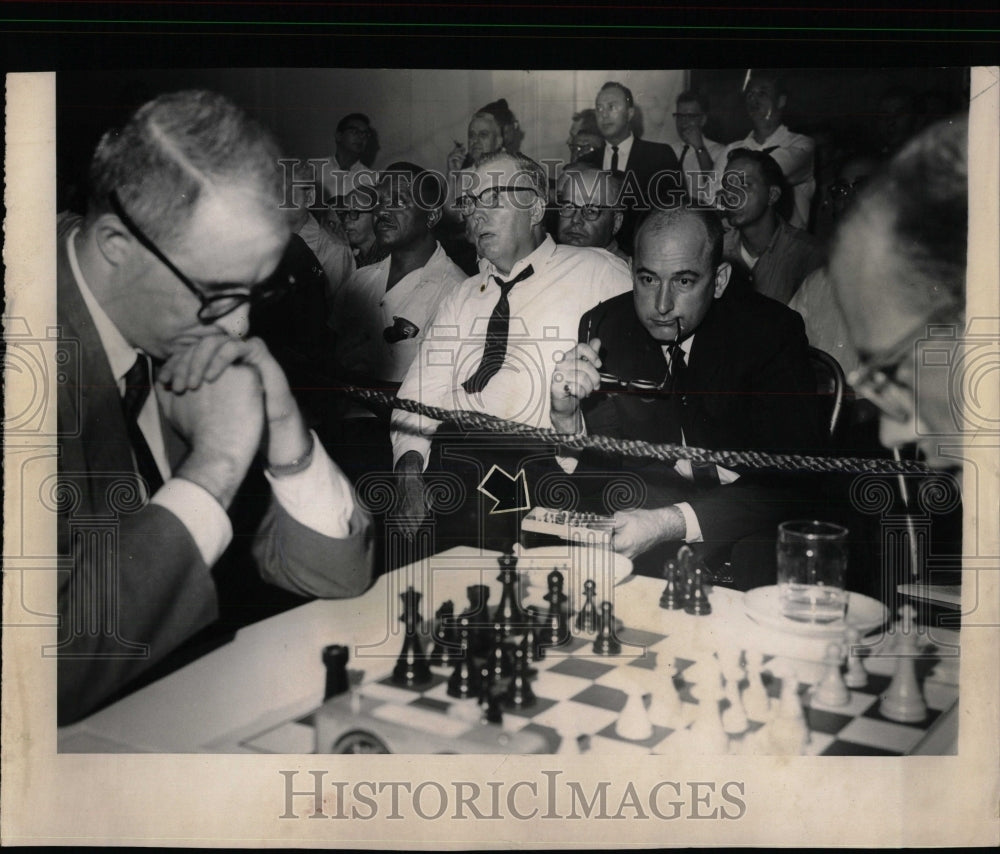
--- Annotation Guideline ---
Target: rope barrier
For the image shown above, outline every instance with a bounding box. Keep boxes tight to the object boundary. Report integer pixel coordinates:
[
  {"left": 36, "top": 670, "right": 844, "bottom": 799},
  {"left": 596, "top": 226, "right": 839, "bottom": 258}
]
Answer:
[{"left": 344, "top": 386, "right": 930, "bottom": 475}]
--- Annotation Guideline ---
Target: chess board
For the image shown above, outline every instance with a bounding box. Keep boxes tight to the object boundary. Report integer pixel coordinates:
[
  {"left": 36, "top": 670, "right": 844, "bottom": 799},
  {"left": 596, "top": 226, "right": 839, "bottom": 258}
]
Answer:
[{"left": 228, "top": 624, "right": 959, "bottom": 757}]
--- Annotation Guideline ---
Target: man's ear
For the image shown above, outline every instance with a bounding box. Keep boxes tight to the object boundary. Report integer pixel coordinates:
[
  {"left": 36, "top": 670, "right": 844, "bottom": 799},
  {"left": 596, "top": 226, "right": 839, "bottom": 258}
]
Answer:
[
  {"left": 427, "top": 206, "right": 443, "bottom": 229},
  {"left": 612, "top": 210, "right": 624, "bottom": 236},
  {"left": 92, "top": 212, "right": 135, "bottom": 268},
  {"left": 767, "top": 185, "right": 782, "bottom": 208},
  {"left": 713, "top": 261, "right": 732, "bottom": 298},
  {"left": 529, "top": 193, "right": 547, "bottom": 227},
  {"left": 777, "top": 94, "right": 787, "bottom": 112}
]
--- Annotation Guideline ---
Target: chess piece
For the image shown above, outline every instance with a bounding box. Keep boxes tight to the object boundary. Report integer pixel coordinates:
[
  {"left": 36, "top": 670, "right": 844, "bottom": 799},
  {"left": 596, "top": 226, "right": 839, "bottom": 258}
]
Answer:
[
  {"left": 647, "top": 654, "right": 684, "bottom": 729},
  {"left": 493, "top": 553, "right": 527, "bottom": 637},
  {"left": 678, "top": 545, "right": 696, "bottom": 610},
  {"left": 687, "top": 658, "right": 729, "bottom": 754},
  {"left": 461, "top": 584, "right": 492, "bottom": 656},
  {"left": 742, "top": 650, "right": 771, "bottom": 721},
  {"left": 684, "top": 564, "right": 712, "bottom": 616},
  {"left": 720, "top": 652, "right": 750, "bottom": 734},
  {"left": 482, "top": 691, "right": 504, "bottom": 725},
  {"left": 555, "top": 718, "right": 582, "bottom": 755},
  {"left": 322, "top": 644, "right": 350, "bottom": 701},
  {"left": 844, "top": 626, "right": 868, "bottom": 689},
  {"left": 392, "top": 587, "right": 433, "bottom": 688},
  {"left": 487, "top": 622, "right": 514, "bottom": 681},
  {"left": 539, "top": 568, "right": 570, "bottom": 649},
  {"left": 504, "top": 637, "right": 536, "bottom": 708},
  {"left": 814, "top": 642, "right": 850, "bottom": 707},
  {"left": 592, "top": 601, "right": 622, "bottom": 655},
  {"left": 659, "top": 559, "right": 683, "bottom": 610},
  {"left": 523, "top": 607, "right": 545, "bottom": 663},
  {"left": 447, "top": 623, "right": 482, "bottom": 699},
  {"left": 575, "top": 578, "right": 599, "bottom": 633},
  {"left": 429, "top": 600, "right": 457, "bottom": 667},
  {"left": 766, "top": 663, "right": 809, "bottom": 754},
  {"left": 616, "top": 684, "right": 654, "bottom": 741},
  {"left": 880, "top": 606, "right": 928, "bottom": 723}
]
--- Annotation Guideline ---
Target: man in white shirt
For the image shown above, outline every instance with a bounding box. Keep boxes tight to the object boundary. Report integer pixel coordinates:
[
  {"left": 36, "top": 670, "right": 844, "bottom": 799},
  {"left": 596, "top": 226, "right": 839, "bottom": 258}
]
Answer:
[
  {"left": 391, "top": 151, "right": 631, "bottom": 541},
  {"left": 671, "top": 91, "right": 725, "bottom": 206},
  {"left": 57, "top": 90, "right": 373, "bottom": 724},
  {"left": 720, "top": 71, "right": 816, "bottom": 230}
]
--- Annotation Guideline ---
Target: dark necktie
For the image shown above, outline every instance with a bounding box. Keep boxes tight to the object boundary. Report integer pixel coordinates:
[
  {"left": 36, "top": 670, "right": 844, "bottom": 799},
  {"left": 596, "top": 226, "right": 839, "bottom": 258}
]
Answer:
[
  {"left": 662, "top": 343, "right": 686, "bottom": 445},
  {"left": 678, "top": 143, "right": 690, "bottom": 169},
  {"left": 462, "top": 265, "right": 534, "bottom": 394},
  {"left": 666, "top": 344, "right": 720, "bottom": 486},
  {"left": 610, "top": 145, "right": 620, "bottom": 173},
  {"left": 121, "top": 353, "right": 164, "bottom": 498}
]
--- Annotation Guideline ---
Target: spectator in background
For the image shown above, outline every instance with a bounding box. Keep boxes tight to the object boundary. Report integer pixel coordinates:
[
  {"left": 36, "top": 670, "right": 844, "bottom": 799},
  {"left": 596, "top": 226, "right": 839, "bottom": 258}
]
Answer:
[
  {"left": 720, "top": 148, "right": 825, "bottom": 305},
  {"left": 555, "top": 165, "right": 628, "bottom": 262},
  {"left": 334, "top": 186, "right": 389, "bottom": 270},
  {"left": 721, "top": 71, "right": 815, "bottom": 230},
  {"left": 873, "top": 87, "right": 918, "bottom": 158},
  {"left": 671, "top": 91, "right": 725, "bottom": 205},
  {"left": 323, "top": 112, "right": 376, "bottom": 200},
  {"left": 566, "top": 108, "right": 602, "bottom": 163}
]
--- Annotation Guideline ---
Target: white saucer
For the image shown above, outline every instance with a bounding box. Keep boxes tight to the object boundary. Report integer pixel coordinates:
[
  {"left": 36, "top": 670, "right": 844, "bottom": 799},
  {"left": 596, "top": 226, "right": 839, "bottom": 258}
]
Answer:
[{"left": 744, "top": 586, "right": 889, "bottom": 637}]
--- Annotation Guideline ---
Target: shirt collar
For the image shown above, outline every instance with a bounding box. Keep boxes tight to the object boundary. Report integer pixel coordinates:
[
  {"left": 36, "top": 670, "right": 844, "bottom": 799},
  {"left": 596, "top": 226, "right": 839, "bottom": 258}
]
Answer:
[
  {"left": 483, "top": 234, "right": 557, "bottom": 283},
  {"left": 66, "top": 226, "right": 143, "bottom": 388}
]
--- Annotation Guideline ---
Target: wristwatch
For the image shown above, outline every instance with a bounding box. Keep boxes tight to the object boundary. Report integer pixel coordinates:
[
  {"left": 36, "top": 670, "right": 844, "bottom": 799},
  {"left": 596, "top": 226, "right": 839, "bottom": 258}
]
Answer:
[{"left": 267, "top": 432, "right": 315, "bottom": 477}]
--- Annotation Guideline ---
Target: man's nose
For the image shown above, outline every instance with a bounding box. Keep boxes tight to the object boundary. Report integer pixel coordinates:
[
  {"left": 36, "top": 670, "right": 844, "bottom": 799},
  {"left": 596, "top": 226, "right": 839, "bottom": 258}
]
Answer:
[
  {"left": 655, "top": 283, "right": 673, "bottom": 314},
  {"left": 570, "top": 206, "right": 587, "bottom": 224},
  {"left": 214, "top": 304, "right": 251, "bottom": 339}
]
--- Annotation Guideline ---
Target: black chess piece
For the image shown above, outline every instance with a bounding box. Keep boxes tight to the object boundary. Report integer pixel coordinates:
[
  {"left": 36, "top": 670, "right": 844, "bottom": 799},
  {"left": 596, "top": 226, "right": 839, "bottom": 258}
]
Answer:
[
  {"left": 483, "top": 690, "right": 504, "bottom": 725},
  {"left": 487, "top": 622, "right": 514, "bottom": 681},
  {"left": 493, "top": 553, "right": 527, "bottom": 637},
  {"left": 429, "top": 600, "right": 457, "bottom": 667},
  {"left": 504, "top": 637, "right": 537, "bottom": 709},
  {"left": 684, "top": 564, "right": 712, "bottom": 616},
  {"left": 461, "top": 584, "right": 492, "bottom": 657},
  {"left": 523, "top": 607, "right": 545, "bottom": 664},
  {"left": 447, "top": 633, "right": 482, "bottom": 699},
  {"left": 659, "top": 559, "right": 683, "bottom": 610},
  {"left": 539, "top": 568, "right": 570, "bottom": 649},
  {"left": 592, "top": 600, "right": 622, "bottom": 655},
  {"left": 678, "top": 545, "right": 696, "bottom": 610},
  {"left": 575, "top": 578, "right": 599, "bottom": 632},
  {"left": 392, "top": 587, "right": 433, "bottom": 687},
  {"left": 322, "top": 644, "right": 350, "bottom": 701}
]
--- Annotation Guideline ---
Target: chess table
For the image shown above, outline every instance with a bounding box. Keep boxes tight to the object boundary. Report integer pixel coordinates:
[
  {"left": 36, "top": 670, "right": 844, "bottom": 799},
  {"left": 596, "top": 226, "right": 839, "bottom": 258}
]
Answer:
[{"left": 57, "top": 546, "right": 960, "bottom": 756}]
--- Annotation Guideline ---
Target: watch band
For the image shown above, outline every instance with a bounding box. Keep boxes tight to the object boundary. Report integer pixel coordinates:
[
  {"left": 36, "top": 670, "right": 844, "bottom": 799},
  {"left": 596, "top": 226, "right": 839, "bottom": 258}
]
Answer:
[{"left": 267, "top": 431, "right": 315, "bottom": 477}]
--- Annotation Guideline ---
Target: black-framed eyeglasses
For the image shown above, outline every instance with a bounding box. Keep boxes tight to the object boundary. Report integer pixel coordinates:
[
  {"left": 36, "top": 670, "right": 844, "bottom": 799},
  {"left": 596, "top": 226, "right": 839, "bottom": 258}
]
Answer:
[
  {"left": 847, "top": 305, "right": 960, "bottom": 422},
  {"left": 568, "top": 142, "right": 598, "bottom": 155},
  {"left": 109, "top": 190, "right": 293, "bottom": 324},
  {"left": 337, "top": 207, "right": 374, "bottom": 223},
  {"left": 555, "top": 201, "right": 614, "bottom": 221},
  {"left": 455, "top": 185, "right": 539, "bottom": 217}
]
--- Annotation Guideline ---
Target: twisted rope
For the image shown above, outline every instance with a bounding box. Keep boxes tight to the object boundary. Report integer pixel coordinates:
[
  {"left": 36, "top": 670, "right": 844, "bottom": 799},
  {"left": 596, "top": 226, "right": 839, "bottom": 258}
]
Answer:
[{"left": 345, "top": 386, "right": 930, "bottom": 475}]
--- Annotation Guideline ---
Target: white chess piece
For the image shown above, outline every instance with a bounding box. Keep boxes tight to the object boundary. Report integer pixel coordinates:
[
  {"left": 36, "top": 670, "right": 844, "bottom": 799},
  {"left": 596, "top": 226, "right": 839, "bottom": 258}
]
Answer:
[
  {"left": 647, "top": 654, "right": 684, "bottom": 729},
  {"left": 764, "top": 661, "right": 809, "bottom": 755},
  {"left": 616, "top": 683, "right": 654, "bottom": 741},
  {"left": 686, "top": 658, "right": 730, "bottom": 754},
  {"left": 742, "top": 650, "right": 771, "bottom": 721},
  {"left": 844, "top": 626, "right": 868, "bottom": 689},
  {"left": 880, "top": 606, "right": 928, "bottom": 723},
  {"left": 721, "top": 654, "right": 750, "bottom": 734},
  {"left": 555, "top": 717, "right": 582, "bottom": 755},
  {"left": 814, "top": 642, "right": 851, "bottom": 707}
]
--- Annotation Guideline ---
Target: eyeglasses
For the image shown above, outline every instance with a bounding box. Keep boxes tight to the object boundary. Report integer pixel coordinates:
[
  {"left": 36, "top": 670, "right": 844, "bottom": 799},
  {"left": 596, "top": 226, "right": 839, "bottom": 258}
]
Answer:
[
  {"left": 109, "top": 190, "right": 293, "bottom": 324},
  {"left": 847, "top": 306, "right": 959, "bottom": 422},
  {"left": 598, "top": 371, "right": 668, "bottom": 395},
  {"left": 828, "top": 176, "right": 869, "bottom": 202},
  {"left": 673, "top": 112, "right": 705, "bottom": 119},
  {"left": 568, "top": 143, "right": 598, "bottom": 155},
  {"left": 337, "top": 207, "right": 372, "bottom": 222},
  {"left": 555, "top": 201, "right": 614, "bottom": 221},
  {"left": 455, "top": 185, "right": 539, "bottom": 217},
  {"left": 342, "top": 126, "right": 372, "bottom": 137}
]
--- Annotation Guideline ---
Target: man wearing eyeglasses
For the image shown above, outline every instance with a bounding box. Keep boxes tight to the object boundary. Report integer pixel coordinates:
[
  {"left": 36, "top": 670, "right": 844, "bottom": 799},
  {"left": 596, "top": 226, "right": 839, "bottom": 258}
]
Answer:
[
  {"left": 323, "top": 112, "right": 376, "bottom": 199},
  {"left": 549, "top": 207, "right": 824, "bottom": 583},
  {"left": 829, "top": 117, "right": 967, "bottom": 471},
  {"left": 671, "top": 91, "right": 724, "bottom": 206},
  {"left": 554, "top": 166, "right": 628, "bottom": 262},
  {"left": 391, "top": 151, "right": 631, "bottom": 544},
  {"left": 56, "top": 90, "right": 373, "bottom": 724}
]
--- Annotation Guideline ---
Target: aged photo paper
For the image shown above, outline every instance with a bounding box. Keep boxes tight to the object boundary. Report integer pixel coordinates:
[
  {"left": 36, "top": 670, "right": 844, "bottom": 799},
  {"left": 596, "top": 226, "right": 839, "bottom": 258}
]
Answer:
[{"left": 3, "top": 64, "right": 999, "bottom": 848}]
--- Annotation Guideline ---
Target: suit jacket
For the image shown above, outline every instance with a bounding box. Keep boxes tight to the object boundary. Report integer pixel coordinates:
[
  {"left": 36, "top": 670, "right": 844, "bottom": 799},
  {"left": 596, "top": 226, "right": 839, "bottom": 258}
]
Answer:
[
  {"left": 575, "top": 288, "right": 825, "bottom": 574},
  {"left": 56, "top": 237, "right": 374, "bottom": 724},
  {"left": 580, "top": 138, "right": 681, "bottom": 249}
]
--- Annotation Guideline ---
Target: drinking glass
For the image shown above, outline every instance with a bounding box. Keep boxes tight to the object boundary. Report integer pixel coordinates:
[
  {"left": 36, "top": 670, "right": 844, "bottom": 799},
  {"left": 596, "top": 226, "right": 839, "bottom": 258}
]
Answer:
[{"left": 776, "top": 520, "right": 849, "bottom": 623}]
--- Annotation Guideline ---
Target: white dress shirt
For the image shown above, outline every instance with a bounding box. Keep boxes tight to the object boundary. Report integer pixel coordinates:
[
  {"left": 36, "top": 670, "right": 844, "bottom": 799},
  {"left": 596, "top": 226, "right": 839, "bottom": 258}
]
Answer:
[
  {"left": 67, "top": 229, "right": 357, "bottom": 565},
  {"left": 391, "top": 236, "right": 632, "bottom": 469},
  {"left": 602, "top": 133, "right": 635, "bottom": 171}
]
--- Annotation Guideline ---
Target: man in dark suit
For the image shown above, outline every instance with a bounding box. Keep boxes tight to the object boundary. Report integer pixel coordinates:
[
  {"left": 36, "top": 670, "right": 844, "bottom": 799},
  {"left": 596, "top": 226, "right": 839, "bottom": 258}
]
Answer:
[
  {"left": 549, "top": 207, "right": 825, "bottom": 586},
  {"left": 580, "top": 81, "right": 683, "bottom": 248},
  {"left": 57, "top": 90, "right": 373, "bottom": 725}
]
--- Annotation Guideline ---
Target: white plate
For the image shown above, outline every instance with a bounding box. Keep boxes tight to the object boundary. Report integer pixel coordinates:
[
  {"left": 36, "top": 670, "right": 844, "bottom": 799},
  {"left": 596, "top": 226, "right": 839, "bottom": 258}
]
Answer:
[{"left": 744, "top": 585, "right": 889, "bottom": 638}]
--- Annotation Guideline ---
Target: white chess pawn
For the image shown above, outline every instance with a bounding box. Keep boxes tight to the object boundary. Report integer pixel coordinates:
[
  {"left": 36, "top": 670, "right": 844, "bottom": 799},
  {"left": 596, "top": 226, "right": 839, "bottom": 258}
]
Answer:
[
  {"left": 843, "top": 626, "right": 868, "bottom": 689},
  {"left": 687, "top": 658, "right": 730, "bottom": 754},
  {"left": 556, "top": 718, "right": 582, "bottom": 755},
  {"left": 814, "top": 642, "right": 851, "bottom": 707},
  {"left": 765, "top": 662, "right": 809, "bottom": 755},
  {"left": 648, "top": 656, "right": 684, "bottom": 729},
  {"left": 720, "top": 653, "right": 750, "bottom": 734},
  {"left": 880, "top": 607, "right": 928, "bottom": 723},
  {"left": 616, "top": 684, "right": 654, "bottom": 741},
  {"left": 742, "top": 650, "right": 771, "bottom": 721}
]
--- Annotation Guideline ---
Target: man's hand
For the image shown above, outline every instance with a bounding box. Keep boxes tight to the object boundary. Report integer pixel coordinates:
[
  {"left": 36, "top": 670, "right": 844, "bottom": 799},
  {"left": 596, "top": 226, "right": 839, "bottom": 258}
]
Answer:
[
  {"left": 446, "top": 142, "right": 467, "bottom": 173},
  {"left": 611, "top": 506, "right": 686, "bottom": 560},
  {"left": 394, "top": 450, "right": 428, "bottom": 532},
  {"left": 156, "top": 361, "right": 265, "bottom": 509},
  {"left": 678, "top": 122, "right": 705, "bottom": 150},
  {"left": 550, "top": 338, "right": 602, "bottom": 433},
  {"left": 158, "top": 334, "right": 311, "bottom": 469}
]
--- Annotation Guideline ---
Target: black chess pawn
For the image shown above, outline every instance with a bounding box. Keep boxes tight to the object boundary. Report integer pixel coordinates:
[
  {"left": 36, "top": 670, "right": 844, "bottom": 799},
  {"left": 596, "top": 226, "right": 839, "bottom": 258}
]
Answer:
[
  {"left": 659, "top": 560, "right": 683, "bottom": 610},
  {"left": 684, "top": 565, "right": 712, "bottom": 616},
  {"left": 575, "top": 578, "right": 599, "bottom": 632},
  {"left": 504, "top": 637, "right": 537, "bottom": 709},
  {"left": 322, "top": 644, "right": 350, "bottom": 701},
  {"left": 539, "top": 568, "right": 570, "bottom": 649},
  {"left": 523, "top": 606, "right": 546, "bottom": 663},
  {"left": 493, "top": 553, "right": 528, "bottom": 637},
  {"left": 592, "top": 601, "right": 622, "bottom": 655},
  {"left": 482, "top": 690, "right": 504, "bottom": 725},
  {"left": 487, "top": 622, "right": 514, "bottom": 681},
  {"left": 429, "top": 600, "right": 457, "bottom": 667},
  {"left": 447, "top": 635, "right": 482, "bottom": 699},
  {"left": 392, "top": 587, "right": 433, "bottom": 687},
  {"left": 461, "top": 584, "right": 492, "bottom": 656}
]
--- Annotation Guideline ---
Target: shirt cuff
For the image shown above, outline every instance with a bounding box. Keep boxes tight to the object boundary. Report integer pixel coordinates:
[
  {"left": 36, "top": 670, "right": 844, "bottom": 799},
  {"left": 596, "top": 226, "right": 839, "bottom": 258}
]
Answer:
[
  {"left": 264, "top": 431, "right": 356, "bottom": 538},
  {"left": 675, "top": 502, "right": 703, "bottom": 543},
  {"left": 151, "top": 477, "right": 233, "bottom": 566}
]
